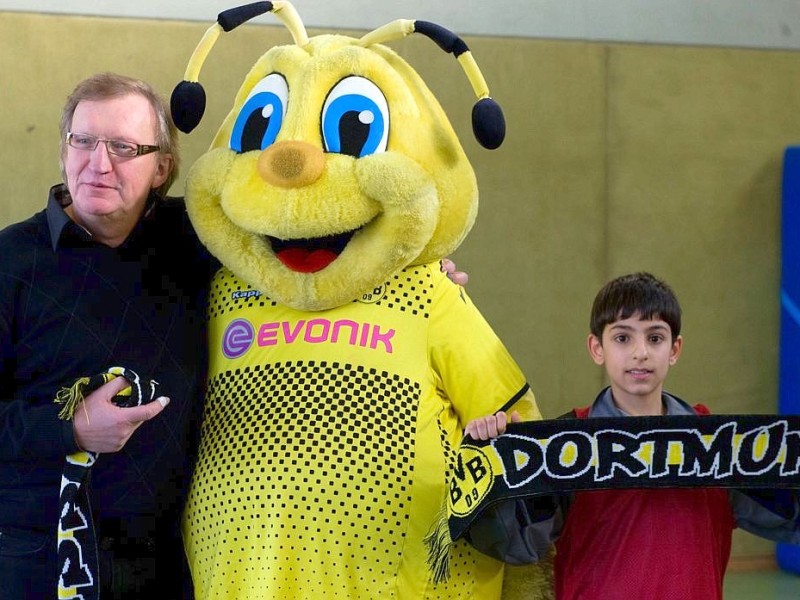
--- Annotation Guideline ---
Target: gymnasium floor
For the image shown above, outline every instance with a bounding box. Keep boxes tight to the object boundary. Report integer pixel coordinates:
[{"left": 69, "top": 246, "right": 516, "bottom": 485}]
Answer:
[{"left": 724, "top": 568, "right": 799, "bottom": 599}]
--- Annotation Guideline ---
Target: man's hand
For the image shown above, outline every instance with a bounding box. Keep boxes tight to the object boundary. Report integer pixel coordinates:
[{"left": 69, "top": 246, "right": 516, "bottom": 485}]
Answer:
[
  {"left": 72, "top": 376, "right": 169, "bottom": 453},
  {"left": 441, "top": 257, "right": 468, "bottom": 286}
]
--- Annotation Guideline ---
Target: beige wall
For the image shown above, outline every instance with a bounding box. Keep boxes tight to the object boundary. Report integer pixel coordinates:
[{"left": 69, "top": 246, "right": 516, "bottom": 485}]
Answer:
[{"left": 3, "top": 11, "right": 798, "bottom": 560}]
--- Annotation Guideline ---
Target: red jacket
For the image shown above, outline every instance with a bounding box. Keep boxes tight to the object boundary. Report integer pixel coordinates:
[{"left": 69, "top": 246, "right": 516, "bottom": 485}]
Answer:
[{"left": 554, "top": 403, "right": 735, "bottom": 600}]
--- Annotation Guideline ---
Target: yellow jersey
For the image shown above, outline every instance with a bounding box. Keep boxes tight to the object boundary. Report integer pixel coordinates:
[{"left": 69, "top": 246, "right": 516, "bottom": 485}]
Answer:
[{"left": 183, "top": 262, "right": 540, "bottom": 599}]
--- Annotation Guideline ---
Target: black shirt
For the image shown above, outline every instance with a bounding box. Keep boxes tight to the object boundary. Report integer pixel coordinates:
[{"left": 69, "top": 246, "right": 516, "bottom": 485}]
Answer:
[{"left": 0, "top": 184, "right": 213, "bottom": 536}]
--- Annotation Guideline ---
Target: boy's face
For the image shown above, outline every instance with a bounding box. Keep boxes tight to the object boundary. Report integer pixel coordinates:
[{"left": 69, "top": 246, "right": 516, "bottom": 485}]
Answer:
[{"left": 587, "top": 313, "right": 682, "bottom": 411}]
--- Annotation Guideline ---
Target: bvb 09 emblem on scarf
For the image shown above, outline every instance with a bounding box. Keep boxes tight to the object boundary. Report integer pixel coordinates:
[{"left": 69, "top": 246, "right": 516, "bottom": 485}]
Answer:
[{"left": 448, "top": 414, "right": 800, "bottom": 544}]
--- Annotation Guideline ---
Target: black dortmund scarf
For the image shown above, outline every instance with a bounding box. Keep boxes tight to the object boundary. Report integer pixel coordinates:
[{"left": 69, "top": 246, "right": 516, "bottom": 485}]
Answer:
[
  {"left": 54, "top": 367, "right": 160, "bottom": 600},
  {"left": 427, "top": 413, "right": 800, "bottom": 582}
]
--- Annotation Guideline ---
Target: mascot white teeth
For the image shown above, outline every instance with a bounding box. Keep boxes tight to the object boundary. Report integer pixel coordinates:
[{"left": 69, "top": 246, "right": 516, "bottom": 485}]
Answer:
[{"left": 172, "top": 2, "right": 552, "bottom": 598}]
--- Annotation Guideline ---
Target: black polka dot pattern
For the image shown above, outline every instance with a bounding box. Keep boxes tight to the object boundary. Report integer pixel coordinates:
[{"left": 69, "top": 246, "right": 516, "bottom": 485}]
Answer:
[{"left": 185, "top": 360, "right": 422, "bottom": 595}]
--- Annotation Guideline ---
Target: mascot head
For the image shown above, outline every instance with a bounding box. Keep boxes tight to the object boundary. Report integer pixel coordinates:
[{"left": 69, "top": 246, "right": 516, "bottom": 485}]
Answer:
[{"left": 172, "top": 1, "right": 504, "bottom": 311}]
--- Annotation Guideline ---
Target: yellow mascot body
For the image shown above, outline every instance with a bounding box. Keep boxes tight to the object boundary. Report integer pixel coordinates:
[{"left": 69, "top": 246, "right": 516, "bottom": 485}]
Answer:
[{"left": 171, "top": 2, "right": 552, "bottom": 598}]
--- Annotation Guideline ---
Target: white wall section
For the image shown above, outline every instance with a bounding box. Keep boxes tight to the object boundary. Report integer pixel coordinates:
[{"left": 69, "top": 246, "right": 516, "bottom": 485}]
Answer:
[{"left": 2, "top": 0, "right": 800, "bottom": 50}]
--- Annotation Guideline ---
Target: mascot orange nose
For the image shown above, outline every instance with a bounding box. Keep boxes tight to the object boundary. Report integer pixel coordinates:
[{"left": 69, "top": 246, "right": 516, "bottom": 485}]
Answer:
[{"left": 257, "top": 140, "right": 325, "bottom": 188}]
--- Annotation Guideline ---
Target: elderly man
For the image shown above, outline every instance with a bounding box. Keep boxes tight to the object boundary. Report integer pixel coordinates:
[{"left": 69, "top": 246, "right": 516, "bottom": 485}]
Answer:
[{"left": 0, "top": 72, "right": 213, "bottom": 599}]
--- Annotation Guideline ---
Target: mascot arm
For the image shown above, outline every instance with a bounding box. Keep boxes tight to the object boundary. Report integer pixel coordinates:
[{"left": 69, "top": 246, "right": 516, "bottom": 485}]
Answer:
[
  {"left": 425, "top": 277, "right": 556, "bottom": 600},
  {"left": 427, "top": 267, "right": 540, "bottom": 425},
  {"left": 503, "top": 387, "right": 540, "bottom": 422}
]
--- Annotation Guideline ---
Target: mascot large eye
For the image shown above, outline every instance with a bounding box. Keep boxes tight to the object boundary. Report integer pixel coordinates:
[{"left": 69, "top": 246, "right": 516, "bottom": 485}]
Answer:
[
  {"left": 229, "top": 73, "right": 289, "bottom": 153},
  {"left": 321, "top": 76, "right": 388, "bottom": 158}
]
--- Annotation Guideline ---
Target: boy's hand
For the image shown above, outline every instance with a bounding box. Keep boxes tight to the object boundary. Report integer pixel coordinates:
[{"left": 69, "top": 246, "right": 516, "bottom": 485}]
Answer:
[{"left": 464, "top": 410, "right": 520, "bottom": 441}]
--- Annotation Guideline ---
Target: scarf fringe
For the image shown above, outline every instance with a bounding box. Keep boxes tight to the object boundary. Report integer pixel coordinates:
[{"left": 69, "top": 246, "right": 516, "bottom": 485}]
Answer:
[
  {"left": 424, "top": 506, "right": 453, "bottom": 584},
  {"left": 54, "top": 376, "right": 92, "bottom": 420}
]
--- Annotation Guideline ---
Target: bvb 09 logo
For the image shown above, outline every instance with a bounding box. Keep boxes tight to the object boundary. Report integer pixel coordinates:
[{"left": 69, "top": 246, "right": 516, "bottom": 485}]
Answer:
[
  {"left": 358, "top": 284, "right": 385, "bottom": 304},
  {"left": 449, "top": 445, "right": 494, "bottom": 517}
]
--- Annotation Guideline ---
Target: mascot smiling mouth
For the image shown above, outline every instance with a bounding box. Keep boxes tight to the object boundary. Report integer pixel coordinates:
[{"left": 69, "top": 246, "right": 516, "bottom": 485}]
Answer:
[{"left": 269, "top": 230, "right": 356, "bottom": 273}]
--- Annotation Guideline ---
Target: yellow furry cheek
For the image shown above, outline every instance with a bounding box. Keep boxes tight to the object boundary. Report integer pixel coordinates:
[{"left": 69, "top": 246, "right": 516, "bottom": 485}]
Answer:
[{"left": 355, "top": 153, "right": 434, "bottom": 211}]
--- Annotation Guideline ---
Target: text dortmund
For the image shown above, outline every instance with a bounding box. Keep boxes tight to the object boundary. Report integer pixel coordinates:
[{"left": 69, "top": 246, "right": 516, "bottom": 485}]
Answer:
[{"left": 494, "top": 421, "right": 800, "bottom": 488}]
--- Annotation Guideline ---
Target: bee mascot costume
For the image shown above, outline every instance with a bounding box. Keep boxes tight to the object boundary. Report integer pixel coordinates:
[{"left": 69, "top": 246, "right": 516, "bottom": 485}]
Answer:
[{"left": 171, "top": 2, "right": 553, "bottom": 598}]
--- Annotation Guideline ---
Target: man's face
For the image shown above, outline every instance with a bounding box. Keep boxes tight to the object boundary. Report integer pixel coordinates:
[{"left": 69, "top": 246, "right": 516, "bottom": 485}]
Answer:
[{"left": 64, "top": 95, "right": 169, "bottom": 240}]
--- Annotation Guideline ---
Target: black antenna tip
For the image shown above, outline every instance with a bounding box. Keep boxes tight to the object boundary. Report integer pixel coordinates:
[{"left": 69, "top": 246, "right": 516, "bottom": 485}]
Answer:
[
  {"left": 170, "top": 81, "right": 206, "bottom": 134},
  {"left": 472, "top": 97, "right": 505, "bottom": 149}
]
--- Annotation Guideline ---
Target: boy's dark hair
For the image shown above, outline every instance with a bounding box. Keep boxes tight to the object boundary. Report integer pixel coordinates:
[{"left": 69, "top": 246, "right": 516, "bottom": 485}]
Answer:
[{"left": 589, "top": 272, "right": 682, "bottom": 340}]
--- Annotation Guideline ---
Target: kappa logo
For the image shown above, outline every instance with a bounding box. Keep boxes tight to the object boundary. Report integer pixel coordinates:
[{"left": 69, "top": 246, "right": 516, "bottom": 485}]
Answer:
[
  {"left": 231, "top": 289, "right": 263, "bottom": 300},
  {"left": 448, "top": 445, "right": 494, "bottom": 517}
]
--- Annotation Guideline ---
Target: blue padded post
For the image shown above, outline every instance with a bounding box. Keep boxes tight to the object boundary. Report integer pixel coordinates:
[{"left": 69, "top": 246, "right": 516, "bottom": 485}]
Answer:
[{"left": 777, "top": 146, "right": 800, "bottom": 574}]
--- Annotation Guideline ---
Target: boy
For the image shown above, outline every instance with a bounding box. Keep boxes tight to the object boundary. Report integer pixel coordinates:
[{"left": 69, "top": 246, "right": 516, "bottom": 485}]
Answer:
[{"left": 465, "top": 272, "right": 800, "bottom": 599}]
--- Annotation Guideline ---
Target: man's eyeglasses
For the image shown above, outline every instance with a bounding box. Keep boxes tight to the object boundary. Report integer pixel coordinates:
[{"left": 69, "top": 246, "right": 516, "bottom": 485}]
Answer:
[{"left": 65, "top": 132, "right": 160, "bottom": 158}]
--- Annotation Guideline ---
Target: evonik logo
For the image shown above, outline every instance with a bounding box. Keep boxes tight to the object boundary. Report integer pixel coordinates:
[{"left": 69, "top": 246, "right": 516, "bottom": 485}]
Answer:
[{"left": 221, "top": 318, "right": 395, "bottom": 359}]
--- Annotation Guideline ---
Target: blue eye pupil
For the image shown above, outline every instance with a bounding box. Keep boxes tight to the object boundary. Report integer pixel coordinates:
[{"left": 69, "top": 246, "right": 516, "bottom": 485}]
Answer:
[
  {"left": 240, "top": 110, "right": 272, "bottom": 151},
  {"left": 338, "top": 111, "right": 371, "bottom": 157}
]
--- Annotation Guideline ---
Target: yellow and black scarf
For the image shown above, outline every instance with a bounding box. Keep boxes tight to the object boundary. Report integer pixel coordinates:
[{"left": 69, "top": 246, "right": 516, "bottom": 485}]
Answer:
[
  {"left": 54, "top": 367, "right": 159, "bottom": 600},
  {"left": 428, "top": 413, "right": 800, "bottom": 582}
]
